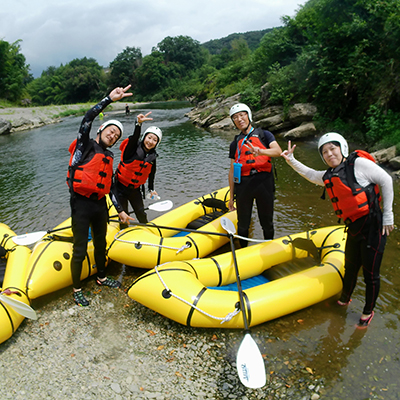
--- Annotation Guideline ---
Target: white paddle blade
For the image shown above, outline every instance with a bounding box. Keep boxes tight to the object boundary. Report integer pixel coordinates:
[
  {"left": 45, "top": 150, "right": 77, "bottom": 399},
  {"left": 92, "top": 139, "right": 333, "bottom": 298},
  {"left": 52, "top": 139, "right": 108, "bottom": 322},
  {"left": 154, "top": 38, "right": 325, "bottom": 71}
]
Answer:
[
  {"left": 148, "top": 200, "right": 173, "bottom": 212},
  {"left": 12, "top": 231, "right": 47, "bottom": 246},
  {"left": 236, "top": 333, "right": 266, "bottom": 389},
  {"left": 221, "top": 217, "right": 236, "bottom": 235},
  {"left": 0, "top": 294, "right": 38, "bottom": 320}
]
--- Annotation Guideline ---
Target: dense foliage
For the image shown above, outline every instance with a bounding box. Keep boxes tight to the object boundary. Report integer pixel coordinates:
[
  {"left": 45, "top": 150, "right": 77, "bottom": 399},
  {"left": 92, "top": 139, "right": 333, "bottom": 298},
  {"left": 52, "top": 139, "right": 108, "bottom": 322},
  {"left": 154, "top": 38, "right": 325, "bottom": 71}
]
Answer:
[
  {"left": 26, "top": 58, "right": 107, "bottom": 105},
  {"left": 0, "top": 40, "right": 31, "bottom": 102},
  {"left": 1, "top": 0, "right": 400, "bottom": 147}
]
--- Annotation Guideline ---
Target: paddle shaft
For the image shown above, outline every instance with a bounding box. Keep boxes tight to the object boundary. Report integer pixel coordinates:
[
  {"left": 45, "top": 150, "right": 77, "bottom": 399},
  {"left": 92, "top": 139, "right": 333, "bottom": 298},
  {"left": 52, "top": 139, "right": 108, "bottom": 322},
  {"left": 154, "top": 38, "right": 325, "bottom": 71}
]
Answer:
[
  {"left": 228, "top": 234, "right": 249, "bottom": 331},
  {"left": 111, "top": 220, "right": 228, "bottom": 237}
]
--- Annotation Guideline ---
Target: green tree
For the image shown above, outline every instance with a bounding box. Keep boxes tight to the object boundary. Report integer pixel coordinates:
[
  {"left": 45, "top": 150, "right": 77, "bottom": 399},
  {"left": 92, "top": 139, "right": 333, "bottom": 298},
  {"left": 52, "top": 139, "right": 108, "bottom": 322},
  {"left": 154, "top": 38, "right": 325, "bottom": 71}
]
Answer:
[
  {"left": 27, "top": 58, "right": 106, "bottom": 105},
  {"left": 156, "top": 35, "right": 205, "bottom": 71},
  {"left": 0, "top": 39, "right": 31, "bottom": 102},
  {"left": 134, "top": 51, "right": 169, "bottom": 97},
  {"left": 63, "top": 57, "right": 106, "bottom": 103},
  {"left": 108, "top": 46, "right": 142, "bottom": 89},
  {"left": 230, "top": 37, "right": 251, "bottom": 61}
]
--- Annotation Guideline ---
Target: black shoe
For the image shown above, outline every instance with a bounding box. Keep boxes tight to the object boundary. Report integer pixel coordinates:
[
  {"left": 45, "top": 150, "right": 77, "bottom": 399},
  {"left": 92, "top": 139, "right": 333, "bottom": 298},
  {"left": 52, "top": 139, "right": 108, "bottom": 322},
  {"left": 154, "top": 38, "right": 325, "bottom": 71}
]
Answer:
[
  {"left": 96, "top": 277, "right": 121, "bottom": 289},
  {"left": 73, "top": 290, "right": 89, "bottom": 307}
]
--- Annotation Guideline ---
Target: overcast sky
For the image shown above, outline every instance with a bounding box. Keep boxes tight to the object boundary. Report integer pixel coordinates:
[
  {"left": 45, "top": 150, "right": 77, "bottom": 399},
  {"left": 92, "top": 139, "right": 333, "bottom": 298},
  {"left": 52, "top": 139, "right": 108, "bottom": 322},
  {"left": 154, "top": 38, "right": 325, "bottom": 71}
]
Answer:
[{"left": 1, "top": 0, "right": 307, "bottom": 78}]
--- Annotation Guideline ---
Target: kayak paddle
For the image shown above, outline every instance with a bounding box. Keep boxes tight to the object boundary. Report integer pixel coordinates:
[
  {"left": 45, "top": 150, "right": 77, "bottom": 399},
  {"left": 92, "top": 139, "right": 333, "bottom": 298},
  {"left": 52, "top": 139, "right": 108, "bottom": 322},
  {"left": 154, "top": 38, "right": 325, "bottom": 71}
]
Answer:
[
  {"left": 0, "top": 291, "right": 38, "bottom": 320},
  {"left": 220, "top": 217, "right": 266, "bottom": 389}
]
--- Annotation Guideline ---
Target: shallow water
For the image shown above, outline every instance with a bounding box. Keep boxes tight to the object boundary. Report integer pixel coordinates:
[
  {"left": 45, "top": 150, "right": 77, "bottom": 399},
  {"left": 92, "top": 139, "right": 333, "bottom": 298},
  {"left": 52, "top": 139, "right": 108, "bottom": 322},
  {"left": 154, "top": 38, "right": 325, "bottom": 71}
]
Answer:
[{"left": 1, "top": 103, "right": 399, "bottom": 399}]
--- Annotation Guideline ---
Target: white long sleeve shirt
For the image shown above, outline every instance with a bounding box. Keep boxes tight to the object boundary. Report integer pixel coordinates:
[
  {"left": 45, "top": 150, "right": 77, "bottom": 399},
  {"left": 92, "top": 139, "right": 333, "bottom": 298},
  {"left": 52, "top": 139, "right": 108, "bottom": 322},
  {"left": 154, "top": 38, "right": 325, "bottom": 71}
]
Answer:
[{"left": 285, "top": 153, "right": 394, "bottom": 226}]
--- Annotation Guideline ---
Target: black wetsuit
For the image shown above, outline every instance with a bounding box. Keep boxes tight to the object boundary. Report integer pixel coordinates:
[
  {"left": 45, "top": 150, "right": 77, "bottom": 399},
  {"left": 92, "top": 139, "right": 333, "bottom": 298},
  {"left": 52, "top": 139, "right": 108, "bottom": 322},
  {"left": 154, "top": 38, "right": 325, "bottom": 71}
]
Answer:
[
  {"left": 69, "top": 96, "right": 122, "bottom": 290},
  {"left": 229, "top": 128, "right": 276, "bottom": 247},
  {"left": 114, "top": 121, "right": 157, "bottom": 223}
]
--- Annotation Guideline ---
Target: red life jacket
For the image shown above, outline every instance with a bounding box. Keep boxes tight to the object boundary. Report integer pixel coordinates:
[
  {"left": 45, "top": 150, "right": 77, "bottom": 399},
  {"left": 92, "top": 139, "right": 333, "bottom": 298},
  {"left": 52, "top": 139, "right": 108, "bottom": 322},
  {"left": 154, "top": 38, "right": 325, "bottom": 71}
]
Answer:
[
  {"left": 115, "top": 138, "right": 157, "bottom": 189},
  {"left": 67, "top": 139, "right": 114, "bottom": 199},
  {"left": 234, "top": 128, "right": 272, "bottom": 176},
  {"left": 322, "top": 150, "right": 381, "bottom": 225}
]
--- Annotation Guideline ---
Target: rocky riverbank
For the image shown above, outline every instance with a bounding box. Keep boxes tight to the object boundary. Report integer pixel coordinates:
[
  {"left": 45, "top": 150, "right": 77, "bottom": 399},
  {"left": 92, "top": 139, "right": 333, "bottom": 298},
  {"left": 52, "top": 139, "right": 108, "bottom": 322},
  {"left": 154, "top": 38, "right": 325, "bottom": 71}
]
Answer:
[
  {"left": 186, "top": 95, "right": 400, "bottom": 178},
  {"left": 0, "top": 262, "right": 324, "bottom": 400},
  {"left": 0, "top": 102, "right": 132, "bottom": 134}
]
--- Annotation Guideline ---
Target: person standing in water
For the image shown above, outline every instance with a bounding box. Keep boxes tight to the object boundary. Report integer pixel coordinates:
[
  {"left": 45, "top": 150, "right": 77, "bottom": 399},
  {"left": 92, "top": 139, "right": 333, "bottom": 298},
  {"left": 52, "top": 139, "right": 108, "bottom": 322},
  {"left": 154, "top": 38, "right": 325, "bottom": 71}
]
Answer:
[
  {"left": 67, "top": 85, "right": 134, "bottom": 307},
  {"left": 114, "top": 112, "right": 162, "bottom": 224},
  {"left": 281, "top": 133, "right": 394, "bottom": 328},
  {"left": 228, "top": 103, "right": 282, "bottom": 247}
]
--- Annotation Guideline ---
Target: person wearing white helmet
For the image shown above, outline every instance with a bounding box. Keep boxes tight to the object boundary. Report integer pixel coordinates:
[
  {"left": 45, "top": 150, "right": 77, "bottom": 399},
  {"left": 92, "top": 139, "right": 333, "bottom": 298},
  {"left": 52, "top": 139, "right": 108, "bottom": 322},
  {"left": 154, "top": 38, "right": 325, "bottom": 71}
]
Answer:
[
  {"left": 228, "top": 103, "right": 282, "bottom": 247},
  {"left": 67, "top": 85, "right": 134, "bottom": 307},
  {"left": 114, "top": 112, "right": 162, "bottom": 224},
  {"left": 281, "top": 133, "right": 394, "bottom": 328}
]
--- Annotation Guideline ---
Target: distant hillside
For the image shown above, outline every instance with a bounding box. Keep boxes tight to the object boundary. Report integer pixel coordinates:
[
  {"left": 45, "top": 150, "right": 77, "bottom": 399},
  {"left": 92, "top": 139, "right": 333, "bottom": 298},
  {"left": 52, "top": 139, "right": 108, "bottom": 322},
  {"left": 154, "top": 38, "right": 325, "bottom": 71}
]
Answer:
[{"left": 201, "top": 29, "right": 273, "bottom": 54}]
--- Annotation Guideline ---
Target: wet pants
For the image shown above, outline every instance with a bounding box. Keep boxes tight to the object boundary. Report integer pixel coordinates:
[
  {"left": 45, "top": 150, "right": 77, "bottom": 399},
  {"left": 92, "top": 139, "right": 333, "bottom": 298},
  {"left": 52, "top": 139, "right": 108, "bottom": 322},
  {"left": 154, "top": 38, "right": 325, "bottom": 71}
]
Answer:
[
  {"left": 234, "top": 171, "right": 275, "bottom": 247},
  {"left": 70, "top": 194, "right": 108, "bottom": 290},
  {"left": 340, "top": 214, "right": 386, "bottom": 315}
]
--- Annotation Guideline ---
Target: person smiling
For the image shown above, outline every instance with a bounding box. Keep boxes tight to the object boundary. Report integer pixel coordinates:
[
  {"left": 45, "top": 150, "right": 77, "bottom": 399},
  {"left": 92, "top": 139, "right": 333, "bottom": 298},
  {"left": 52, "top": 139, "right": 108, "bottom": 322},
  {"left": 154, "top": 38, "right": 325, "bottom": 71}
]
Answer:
[
  {"left": 228, "top": 103, "right": 282, "bottom": 247},
  {"left": 281, "top": 132, "right": 394, "bottom": 328},
  {"left": 67, "top": 85, "right": 134, "bottom": 307},
  {"left": 114, "top": 112, "right": 162, "bottom": 224}
]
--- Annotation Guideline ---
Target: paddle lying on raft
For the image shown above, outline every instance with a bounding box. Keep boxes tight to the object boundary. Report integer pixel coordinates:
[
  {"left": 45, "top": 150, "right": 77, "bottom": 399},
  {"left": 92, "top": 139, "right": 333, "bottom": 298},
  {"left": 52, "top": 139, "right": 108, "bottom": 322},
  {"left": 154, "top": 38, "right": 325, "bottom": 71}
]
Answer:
[
  {"left": 220, "top": 217, "right": 266, "bottom": 389},
  {"left": 11, "top": 200, "right": 173, "bottom": 246}
]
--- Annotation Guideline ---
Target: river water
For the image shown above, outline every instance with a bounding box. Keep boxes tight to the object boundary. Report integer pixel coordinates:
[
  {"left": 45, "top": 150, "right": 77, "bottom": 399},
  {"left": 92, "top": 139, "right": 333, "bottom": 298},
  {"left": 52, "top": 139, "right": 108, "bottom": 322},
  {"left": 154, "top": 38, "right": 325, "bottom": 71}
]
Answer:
[{"left": 1, "top": 103, "right": 399, "bottom": 399}]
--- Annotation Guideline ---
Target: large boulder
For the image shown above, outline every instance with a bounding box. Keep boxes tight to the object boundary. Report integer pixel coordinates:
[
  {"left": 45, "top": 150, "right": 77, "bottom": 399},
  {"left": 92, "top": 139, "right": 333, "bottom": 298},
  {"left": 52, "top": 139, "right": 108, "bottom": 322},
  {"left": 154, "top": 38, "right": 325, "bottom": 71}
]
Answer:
[
  {"left": 186, "top": 94, "right": 240, "bottom": 128},
  {"left": 186, "top": 95, "right": 318, "bottom": 138},
  {"left": 370, "top": 146, "right": 397, "bottom": 163},
  {"left": 282, "top": 122, "right": 317, "bottom": 139},
  {"left": 0, "top": 119, "right": 12, "bottom": 135},
  {"left": 389, "top": 156, "right": 400, "bottom": 170}
]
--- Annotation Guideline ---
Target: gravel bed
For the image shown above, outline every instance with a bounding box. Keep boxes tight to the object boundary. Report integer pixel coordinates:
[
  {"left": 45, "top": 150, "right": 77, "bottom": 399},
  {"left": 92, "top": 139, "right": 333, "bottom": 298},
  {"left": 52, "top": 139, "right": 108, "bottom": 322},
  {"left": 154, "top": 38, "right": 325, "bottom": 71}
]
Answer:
[{"left": 0, "top": 263, "right": 323, "bottom": 400}]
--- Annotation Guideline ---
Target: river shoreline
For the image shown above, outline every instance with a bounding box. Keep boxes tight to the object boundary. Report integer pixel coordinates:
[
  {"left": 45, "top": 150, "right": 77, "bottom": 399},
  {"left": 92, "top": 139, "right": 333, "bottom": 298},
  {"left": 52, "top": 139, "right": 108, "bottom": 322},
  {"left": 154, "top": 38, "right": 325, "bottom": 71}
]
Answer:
[
  {"left": 0, "top": 261, "right": 322, "bottom": 400},
  {"left": 0, "top": 102, "right": 140, "bottom": 134}
]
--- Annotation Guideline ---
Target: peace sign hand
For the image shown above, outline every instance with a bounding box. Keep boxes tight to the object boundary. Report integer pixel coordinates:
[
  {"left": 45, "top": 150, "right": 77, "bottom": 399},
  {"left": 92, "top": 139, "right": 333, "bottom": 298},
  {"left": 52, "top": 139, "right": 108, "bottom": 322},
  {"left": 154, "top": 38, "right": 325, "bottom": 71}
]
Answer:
[
  {"left": 137, "top": 112, "right": 153, "bottom": 124},
  {"left": 281, "top": 140, "right": 296, "bottom": 161},
  {"left": 109, "top": 85, "right": 133, "bottom": 102},
  {"left": 244, "top": 140, "right": 261, "bottom": 157}
]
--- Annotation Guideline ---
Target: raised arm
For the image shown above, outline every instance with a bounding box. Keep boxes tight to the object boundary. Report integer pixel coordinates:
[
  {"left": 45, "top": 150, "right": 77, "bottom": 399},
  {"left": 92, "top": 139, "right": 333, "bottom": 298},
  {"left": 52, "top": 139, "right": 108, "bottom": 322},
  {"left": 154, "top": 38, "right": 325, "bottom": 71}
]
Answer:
[{"left": 281, "top": 141, "right": 326, "bottom": 186}]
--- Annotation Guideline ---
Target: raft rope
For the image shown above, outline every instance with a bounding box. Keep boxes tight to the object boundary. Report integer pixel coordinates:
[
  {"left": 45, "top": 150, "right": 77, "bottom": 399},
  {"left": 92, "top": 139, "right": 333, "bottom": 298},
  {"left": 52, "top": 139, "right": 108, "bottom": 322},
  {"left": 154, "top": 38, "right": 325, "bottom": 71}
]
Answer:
[
  {"left": 154, "top": 264, "right": 241, "bottom": 324},
  {"left": 113, "top": 233, "right": 191, "bottom": 254}
]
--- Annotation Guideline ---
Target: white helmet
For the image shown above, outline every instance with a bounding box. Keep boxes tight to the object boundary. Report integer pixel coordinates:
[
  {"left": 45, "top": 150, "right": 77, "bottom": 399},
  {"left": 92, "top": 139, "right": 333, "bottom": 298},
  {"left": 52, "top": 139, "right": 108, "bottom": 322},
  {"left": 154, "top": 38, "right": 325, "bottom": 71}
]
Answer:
[
  {"left": 229, "top": 103, "right": 252, "bottom": 122},
  {"left": 97, "top": 119, "right": 124, "bottom": 137},
  {"left": 318, "top": 132, "right": 349, "bottom": 163},
  {"left": 141, "top": 126, "right": 162, "bottom": 148}
]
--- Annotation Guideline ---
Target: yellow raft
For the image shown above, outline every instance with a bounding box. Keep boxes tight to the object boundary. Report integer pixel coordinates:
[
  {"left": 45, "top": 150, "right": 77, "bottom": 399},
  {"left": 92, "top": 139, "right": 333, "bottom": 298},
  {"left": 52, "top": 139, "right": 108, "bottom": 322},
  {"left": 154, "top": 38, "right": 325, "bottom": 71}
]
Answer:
[
  {"left": 127, "top": 225, "right": 346, "bottom": 329},
  {"left": 0, "top": 223, "right": 32, "bottom": 344},
  {"left": 23, "top": 212, "right": 121, "bottom": 300},
  {"left": 107, "top": 187, "right": 234, "bottom": 269}
]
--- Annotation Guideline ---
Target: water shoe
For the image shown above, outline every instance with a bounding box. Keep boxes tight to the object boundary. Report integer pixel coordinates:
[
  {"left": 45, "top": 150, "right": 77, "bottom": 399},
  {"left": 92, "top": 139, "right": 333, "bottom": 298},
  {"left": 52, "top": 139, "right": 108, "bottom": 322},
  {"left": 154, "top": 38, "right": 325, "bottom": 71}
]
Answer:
[
  {"left": 357, "top": 311, "right": 374, "bottom": 329},
  {"left": 73, "top": 290, "right": 89, "bottom": 307},
  {"left": 96, "top": 277, "right": 121, "bottom": 289}
]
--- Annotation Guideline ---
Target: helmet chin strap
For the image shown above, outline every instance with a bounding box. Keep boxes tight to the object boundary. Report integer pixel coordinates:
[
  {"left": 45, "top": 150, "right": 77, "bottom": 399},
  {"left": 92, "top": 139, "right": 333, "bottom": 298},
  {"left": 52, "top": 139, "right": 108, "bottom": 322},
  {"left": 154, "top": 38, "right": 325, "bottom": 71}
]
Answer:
[
  {"left": 97, "top": 132, "right": 108, "bottom": 149},
  {"left": 244, "top": 121, "right": 251, "bottom": 133}
]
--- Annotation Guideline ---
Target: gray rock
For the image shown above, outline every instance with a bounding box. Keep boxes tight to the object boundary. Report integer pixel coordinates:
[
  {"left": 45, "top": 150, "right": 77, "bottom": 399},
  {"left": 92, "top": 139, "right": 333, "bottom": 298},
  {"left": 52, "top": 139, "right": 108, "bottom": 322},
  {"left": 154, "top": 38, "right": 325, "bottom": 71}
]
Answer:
[
  {"left": 186, "top": 94, "right": 318, "bottom": 135},
  {"left": 371, "top": 146, "right": 397, "bottom": 163},
  {"left": 282, "top": 122, "right": 317, "bottom": 139},
  {"left": 389, "top": 156, "right": 400, "bottom": 170},
  {"left": 0, "top": 119, "right": 12, "bottom": 135}
]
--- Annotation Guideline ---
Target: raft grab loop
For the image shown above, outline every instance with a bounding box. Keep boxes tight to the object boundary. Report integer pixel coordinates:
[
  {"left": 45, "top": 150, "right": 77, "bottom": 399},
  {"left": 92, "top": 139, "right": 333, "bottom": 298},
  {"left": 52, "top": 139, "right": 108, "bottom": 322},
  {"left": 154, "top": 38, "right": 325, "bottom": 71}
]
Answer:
[{"left": 154, "top": 264, "right": 240, "bottom": 324}]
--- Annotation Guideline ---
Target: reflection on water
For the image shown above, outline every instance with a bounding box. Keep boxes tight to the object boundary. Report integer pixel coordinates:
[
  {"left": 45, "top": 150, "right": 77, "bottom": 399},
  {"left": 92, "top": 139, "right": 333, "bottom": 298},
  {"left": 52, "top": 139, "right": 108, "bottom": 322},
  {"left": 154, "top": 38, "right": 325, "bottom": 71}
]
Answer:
[{"left": 1, "top": 103, "right": 399, "bottom": 399}]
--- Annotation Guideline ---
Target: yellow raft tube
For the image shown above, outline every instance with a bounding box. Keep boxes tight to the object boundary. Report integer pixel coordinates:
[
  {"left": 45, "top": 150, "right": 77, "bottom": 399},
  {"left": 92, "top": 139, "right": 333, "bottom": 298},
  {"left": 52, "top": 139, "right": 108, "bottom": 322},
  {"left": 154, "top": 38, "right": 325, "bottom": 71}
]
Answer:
[
  {"left": 23, "top": 198, "right": 121, "bottom": 299},
  {"left": 0, "top": 223, "right": 32, "bottom": 344},
  {"left": 127, "top": 225, "right": 346, "bottom": 329},
  {"left": 107, "top": 187, "right": 234, "bottom": 269}
]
